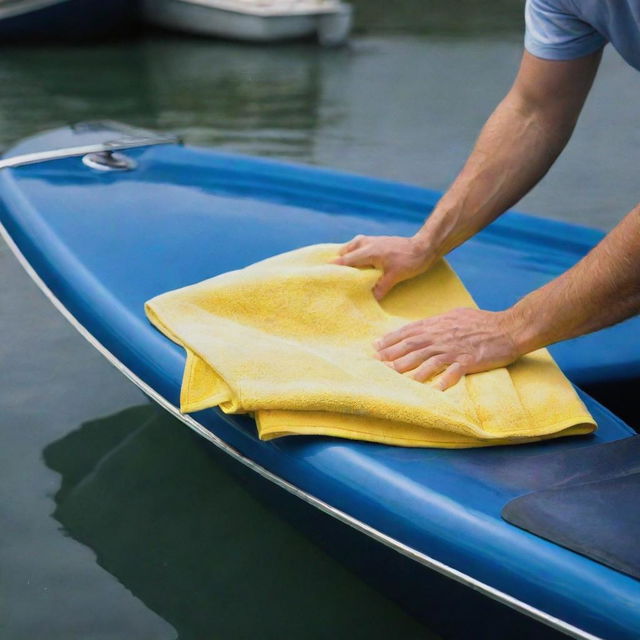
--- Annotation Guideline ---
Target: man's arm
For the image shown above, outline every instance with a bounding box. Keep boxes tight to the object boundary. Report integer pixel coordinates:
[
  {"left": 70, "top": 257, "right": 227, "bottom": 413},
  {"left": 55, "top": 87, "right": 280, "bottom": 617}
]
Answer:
[
  {"left": 333, "top": 50, "right": 602, "bottom": 299},
  {"left": 373, "top": 203, "right": 640, "bottom": 391},
  {"left": 507, "top": 203, "right": 640, "bottom": 353}
]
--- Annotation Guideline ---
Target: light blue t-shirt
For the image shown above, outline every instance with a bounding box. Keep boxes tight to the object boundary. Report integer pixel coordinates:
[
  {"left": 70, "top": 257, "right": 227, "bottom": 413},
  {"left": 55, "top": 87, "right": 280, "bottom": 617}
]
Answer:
[{"left": 525, "top": 0, "right": 640, "bottom": 71}]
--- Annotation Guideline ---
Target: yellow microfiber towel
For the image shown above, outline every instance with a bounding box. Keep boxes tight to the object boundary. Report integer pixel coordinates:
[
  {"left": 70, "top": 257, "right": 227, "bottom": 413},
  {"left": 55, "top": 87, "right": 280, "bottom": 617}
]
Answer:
[{"left": 144, "top": 243, "right": 596, "bottom": 448}]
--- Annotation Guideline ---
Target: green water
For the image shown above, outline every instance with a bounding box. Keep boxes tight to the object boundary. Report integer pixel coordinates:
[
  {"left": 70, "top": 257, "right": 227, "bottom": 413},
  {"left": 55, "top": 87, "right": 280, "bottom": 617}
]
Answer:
[{"left": 1, "top": 3, "right": 638, "bottom": 638}]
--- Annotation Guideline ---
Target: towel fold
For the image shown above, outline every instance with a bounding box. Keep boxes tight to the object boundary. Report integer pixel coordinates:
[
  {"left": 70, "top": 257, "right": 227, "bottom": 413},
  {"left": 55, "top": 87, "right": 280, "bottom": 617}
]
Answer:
[{"left": 144, "top": 243, "right": 596, "bottom": 447}]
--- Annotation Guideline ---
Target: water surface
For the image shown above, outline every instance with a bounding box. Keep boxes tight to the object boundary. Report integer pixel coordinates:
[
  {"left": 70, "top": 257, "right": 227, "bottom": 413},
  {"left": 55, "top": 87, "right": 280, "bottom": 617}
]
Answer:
[{"left": 1, "top": 5, "right": 638, "bottom": 639}]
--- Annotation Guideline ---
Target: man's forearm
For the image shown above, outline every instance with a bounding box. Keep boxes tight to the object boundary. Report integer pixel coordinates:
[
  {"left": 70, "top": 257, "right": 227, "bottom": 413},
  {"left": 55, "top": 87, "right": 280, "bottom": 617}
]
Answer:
[
  {"left": 415, "top": 93, "right": 572, "bottom": 257},
  {"left": 505, "top": 203, "right": 640, "bottom": 353},
  {"left": 414, "top": 51, "right": 601, "bottom": 260}
]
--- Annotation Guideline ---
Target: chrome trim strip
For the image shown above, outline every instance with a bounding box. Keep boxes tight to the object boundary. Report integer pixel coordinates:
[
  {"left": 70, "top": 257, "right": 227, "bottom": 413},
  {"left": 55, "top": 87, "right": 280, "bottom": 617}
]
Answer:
[
  {"left": 0, "top": 215, "right": 602, "bottom": 640},
  {"left": 0, "top": 136, "right": 180, "bottom": 171}
]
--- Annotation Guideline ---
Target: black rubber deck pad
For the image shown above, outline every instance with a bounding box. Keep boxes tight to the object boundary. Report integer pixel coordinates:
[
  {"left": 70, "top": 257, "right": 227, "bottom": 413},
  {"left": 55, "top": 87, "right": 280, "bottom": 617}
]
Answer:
[{"left": 502, "top": 436, "right": 640, "bottom": 579}]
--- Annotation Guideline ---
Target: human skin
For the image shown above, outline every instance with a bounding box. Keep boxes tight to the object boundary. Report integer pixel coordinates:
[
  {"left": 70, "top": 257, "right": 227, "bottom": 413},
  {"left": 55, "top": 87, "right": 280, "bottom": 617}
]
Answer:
[{"left": 331, "top": 50, "right": 640, "bottom": 390}]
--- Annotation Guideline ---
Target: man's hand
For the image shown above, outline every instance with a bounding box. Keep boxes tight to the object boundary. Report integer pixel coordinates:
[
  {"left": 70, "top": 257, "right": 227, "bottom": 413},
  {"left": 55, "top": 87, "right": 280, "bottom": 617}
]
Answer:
[
  {"left": 330, "top": 52, "right": 601, "bottom": 302},
  {"left": 331, "top": 234, "right": 434, "bottom": 300},
  {"left": 373, "top": 307, "right": 521, "bottom": 390}
]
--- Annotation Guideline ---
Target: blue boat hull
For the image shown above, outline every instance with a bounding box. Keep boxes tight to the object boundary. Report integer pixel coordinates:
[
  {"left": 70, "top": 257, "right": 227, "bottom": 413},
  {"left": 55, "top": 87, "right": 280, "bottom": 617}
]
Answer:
[
  {"left": 0, "top": 0, "right": 138, "bottom": 42},
  {"left": 1, "top": 124, "right": 639, "bottom": 639}
]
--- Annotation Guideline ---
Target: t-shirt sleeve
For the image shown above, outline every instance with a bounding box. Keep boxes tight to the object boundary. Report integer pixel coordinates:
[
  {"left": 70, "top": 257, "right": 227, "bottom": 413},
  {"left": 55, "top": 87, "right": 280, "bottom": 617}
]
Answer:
[{"left": 524, "top": 0, "right": 606, "bottom": 60}]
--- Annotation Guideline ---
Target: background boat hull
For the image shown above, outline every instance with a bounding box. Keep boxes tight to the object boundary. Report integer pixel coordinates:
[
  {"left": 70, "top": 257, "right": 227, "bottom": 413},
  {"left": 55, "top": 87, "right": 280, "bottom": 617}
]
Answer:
[
  {"left": 142, "top": 0, "right": 352, "bottom": 44},
  {"left": 0, "top": 0, "right": 138, "bottom": 42}
]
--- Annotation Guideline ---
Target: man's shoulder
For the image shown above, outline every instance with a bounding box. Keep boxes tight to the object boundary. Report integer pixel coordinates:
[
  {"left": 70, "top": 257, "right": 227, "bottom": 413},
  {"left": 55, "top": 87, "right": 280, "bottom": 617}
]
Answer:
[
  {"left": 527, "top": 0, "right": 576, "bottom": 12},
  {"left": 525, "top": 0, "right": 606, "bottom": 61}
]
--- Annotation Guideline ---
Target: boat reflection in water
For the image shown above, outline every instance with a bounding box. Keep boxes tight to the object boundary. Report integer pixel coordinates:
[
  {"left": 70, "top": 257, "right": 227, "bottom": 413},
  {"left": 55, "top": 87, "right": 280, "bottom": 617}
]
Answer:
[
  {"left": 0, "top": 35, "right": 340, "bottom": 160},
  {"left": 139, "top": 36, "right": 336, "bottom": 157},
  {"left": 43, "top": 403, "right": 433, "bottom": 639}
]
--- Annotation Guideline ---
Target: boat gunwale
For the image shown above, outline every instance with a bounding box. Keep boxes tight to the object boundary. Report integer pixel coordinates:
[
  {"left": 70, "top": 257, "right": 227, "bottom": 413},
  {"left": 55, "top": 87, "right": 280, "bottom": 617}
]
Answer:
[{"left": 0, "top": 124, "right": 605, "bottom": 255}]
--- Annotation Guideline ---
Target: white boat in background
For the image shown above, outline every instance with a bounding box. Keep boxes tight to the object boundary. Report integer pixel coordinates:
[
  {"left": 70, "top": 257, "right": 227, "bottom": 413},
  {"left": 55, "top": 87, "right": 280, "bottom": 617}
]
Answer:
[{"left": 142, "top": 0, "right": 353, "bottom": 46}]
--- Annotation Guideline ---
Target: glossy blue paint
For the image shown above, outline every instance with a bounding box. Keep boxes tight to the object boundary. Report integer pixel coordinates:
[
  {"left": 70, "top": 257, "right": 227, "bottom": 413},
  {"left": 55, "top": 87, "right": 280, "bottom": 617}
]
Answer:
[
  {"left": 0, "top": 0, "right": 138, "bottom": 42},
  {"left": 2, "top": 125, "right": 639, "bottom": 639}
]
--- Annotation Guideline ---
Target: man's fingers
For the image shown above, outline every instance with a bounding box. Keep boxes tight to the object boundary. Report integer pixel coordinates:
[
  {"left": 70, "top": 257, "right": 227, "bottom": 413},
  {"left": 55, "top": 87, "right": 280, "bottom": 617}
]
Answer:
[
  {"left": 376, "top": 337, "right": 424, "bottom": 363},
  {"left": 433, "top": 362, "right": 465, "bottom": 391},
  {"left": 331, "top": 246, "right": 375, "bottom": 267},
  {"left": 388, "top": 347, "right": 439, "bottom": 373},
  {"left": 372, "top": 271, "right": 398, "bottom": 300},
  {"left": 373, "top": 321, "right": 422, "bottom": 351},
  {"left": 337, "top": 234, "right": 365, "bottom": 256},
  {"left": 410, "top": 355, "right": 449, "bottom": 383}
]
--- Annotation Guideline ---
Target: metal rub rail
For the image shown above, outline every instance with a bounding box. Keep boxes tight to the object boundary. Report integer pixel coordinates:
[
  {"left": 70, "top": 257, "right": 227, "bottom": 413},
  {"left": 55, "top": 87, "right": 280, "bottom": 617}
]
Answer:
[{"left": 0, "top": 135, "right": 181, "bottom": 171}]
